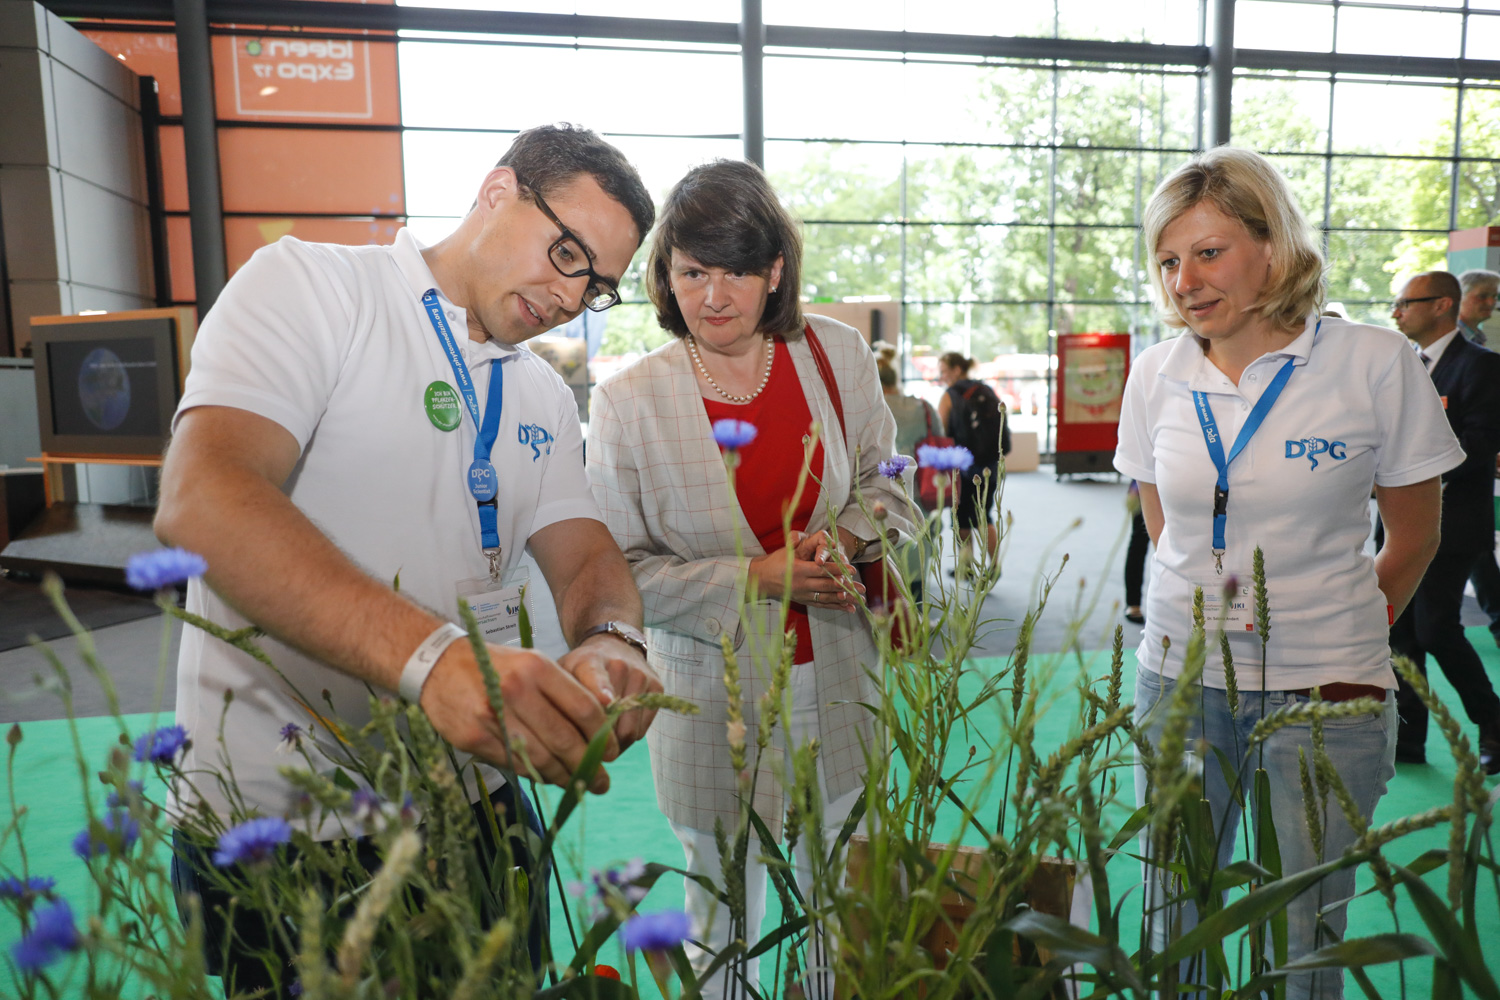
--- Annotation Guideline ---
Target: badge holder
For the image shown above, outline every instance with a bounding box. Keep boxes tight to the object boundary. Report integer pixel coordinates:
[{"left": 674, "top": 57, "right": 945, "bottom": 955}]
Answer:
[
  {"left": 1196, "top": 575, "right": 1256, "bottom": 633},
  {"left": 458, "top": 564, "right": 531, "bottom": 647}
]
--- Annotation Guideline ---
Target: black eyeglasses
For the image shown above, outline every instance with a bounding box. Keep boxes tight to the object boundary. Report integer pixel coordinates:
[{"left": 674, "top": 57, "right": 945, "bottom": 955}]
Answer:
[
  {"left": 1393, "top": 295, "right": 1442, "bottom": 311},
  {"left": 520, "top": 181, "right": 621, "bottom": 312}
]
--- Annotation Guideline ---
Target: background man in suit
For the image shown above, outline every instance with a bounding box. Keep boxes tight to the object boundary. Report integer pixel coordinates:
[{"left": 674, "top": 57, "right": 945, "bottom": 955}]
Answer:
[
  {"left": 1390, "top": 270, "right": 1500, "bottom": 773},
  {"left": 1460, "top": 269, "right": 1500, "bottom": 645},
  {"left": 1457, "top": 268, "right": 1499, "bottom": 345}
]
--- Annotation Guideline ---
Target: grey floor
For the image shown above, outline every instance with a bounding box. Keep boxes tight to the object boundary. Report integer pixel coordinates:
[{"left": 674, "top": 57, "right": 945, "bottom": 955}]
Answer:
[{"left": 3, "top": 465, "right": 1488, "bottom": 723}]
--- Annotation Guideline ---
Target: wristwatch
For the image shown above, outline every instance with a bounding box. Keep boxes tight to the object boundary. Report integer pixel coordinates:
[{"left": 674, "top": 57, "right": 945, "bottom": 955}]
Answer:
[{"left": 579, "top": 620, "right": 649, "bottom": 661}]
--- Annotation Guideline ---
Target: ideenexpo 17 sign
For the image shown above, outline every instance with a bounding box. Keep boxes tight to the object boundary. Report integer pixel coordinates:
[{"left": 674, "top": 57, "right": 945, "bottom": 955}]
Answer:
[{"left": 230, "top": 37, "right": 374, "bottom": 119}]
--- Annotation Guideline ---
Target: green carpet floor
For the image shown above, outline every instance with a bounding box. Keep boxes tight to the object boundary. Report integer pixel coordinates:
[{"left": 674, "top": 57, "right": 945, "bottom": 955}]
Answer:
[{"left": 4, "top": 636, "right": 1498, "bottom": 998}]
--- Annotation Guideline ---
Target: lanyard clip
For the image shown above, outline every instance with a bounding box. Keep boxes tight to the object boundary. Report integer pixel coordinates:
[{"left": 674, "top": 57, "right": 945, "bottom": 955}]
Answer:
[
  {"left": 486, "top": 548, "right": 503, "bottom": 584},
  {"left": 1213, "top": 549, "right": 1225, "bottom": 575},
  {"left": 1213, "top": 484, "right": 1229, "bottom": 518}
]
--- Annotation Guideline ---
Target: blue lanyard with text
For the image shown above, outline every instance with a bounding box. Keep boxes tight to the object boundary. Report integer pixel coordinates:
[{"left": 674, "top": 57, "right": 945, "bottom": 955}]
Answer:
[
  {"left": 422, "top": 289, "right": 505, "bottom": 579},
  {"left": 1192, "top": 353, "right": 1298, "bottom": 574}
]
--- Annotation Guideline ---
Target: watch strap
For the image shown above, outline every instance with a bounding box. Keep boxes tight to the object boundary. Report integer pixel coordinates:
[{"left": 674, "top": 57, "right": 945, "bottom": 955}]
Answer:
[{"left": 579, "top": 620, "right": 648, "bottom": 660}]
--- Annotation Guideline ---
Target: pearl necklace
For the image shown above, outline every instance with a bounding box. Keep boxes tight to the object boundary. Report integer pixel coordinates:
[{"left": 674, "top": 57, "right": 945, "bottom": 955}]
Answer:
[{"left": 686, "top": 333, "right": 774, "bottom": 404}]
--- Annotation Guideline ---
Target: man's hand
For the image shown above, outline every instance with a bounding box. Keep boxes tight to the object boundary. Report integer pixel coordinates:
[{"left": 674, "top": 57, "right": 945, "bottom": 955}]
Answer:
[
  {"left": 420, "top": 640, "right": 618, "bottom": 793},
  {"left": 559, "top": 634, "right": 662, "bottom": 753}
]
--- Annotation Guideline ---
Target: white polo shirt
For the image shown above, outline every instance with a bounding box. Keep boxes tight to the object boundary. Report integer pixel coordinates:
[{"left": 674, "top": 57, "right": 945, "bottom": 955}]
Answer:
[
  {"left": 171, "top": 230, "right": 599, "bottom": 835},
  {"left": 1114, "top": 314, "right": 1463, "bottom": 690}
]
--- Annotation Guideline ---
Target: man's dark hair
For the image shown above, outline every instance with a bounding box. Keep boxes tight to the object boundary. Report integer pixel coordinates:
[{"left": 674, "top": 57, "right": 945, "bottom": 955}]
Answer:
[
  {"left": 646, "top": 159, "right": 804, "bottom": 338},
  {"left": 497, "top": 123, "right": 655, "bottom": 246}
]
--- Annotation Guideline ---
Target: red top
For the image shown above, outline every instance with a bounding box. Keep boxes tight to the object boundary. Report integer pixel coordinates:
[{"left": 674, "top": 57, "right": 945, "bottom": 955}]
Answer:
[{"left": 703, "top": 336, "right": 825, "bottom": 664}]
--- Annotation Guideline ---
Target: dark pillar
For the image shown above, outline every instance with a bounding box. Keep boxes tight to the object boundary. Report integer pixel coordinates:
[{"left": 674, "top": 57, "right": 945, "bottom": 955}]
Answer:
[
  {"left": 1207, "top": 0, "right": 1235, "bottom": 148},
  {"left": 173, "top": 0, "right": 228, "bottom": 314},
  {"left": 741, "top": 0, "right": 765, "bottom": 167}
]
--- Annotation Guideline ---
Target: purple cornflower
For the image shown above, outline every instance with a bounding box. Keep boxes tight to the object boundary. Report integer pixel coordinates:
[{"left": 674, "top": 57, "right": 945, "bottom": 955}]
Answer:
[
  {"left": 213, "top": 816, "right": 292, "bottom": 868},
  {"left": 276, "top": 722, "right": 304, "bottom": 754},
  {"left": 0, "top": 875, "right": 56, "bottom": 900},
  {"left": 106, "top": 780, "right": 145, "bottom": 809},
  {"left": 917, "top": 444, "right": 974, "bottom": 473},
  {"left": 348, "top": 788, "right": 392, "bottom": 827},
  {"left": 619, "top": 909, "right": 692, "bottom": 952},
  {"left": 124, "top": 547, "right": 207, "bottom": 591},
  {"left": 10, "top": 899, "right": 80, "bottom": 973},
  {"left": 711, "top": 419, "right": 757, "bottom": 450},
  {"left": 878, "top": 455, "right": 911, "bottom": 479},
  {"left": 133, "top": 724, "right": 189, "bottom": 765},
  {"left": 570, "top": 859, "right": 648, "bottom": 918},
  {"left": 73, "top": 810, "right": 139, "bottom": 860}
]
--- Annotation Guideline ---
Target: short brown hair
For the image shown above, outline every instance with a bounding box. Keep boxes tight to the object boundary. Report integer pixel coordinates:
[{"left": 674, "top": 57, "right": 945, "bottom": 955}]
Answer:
[
  {"left": 646, "top": 160, "right": 804, "bottom": 338},
  {"left": 1143, "top": 146, "right": 1324, "bottom": 332},
  {"left": 497, "top": 123, "right": 655, "bottom": 246}
]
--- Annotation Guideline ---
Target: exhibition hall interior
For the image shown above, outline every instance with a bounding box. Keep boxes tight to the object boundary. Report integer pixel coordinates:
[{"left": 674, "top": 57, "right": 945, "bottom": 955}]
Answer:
[{"left": 1, "top": 0, "right": 1498, "bottom": 995}]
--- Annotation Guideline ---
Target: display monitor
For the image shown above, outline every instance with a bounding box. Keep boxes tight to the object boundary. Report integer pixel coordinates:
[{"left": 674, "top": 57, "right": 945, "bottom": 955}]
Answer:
[{"left": 31, "top": 316, "right": 180, "bottom": 457}]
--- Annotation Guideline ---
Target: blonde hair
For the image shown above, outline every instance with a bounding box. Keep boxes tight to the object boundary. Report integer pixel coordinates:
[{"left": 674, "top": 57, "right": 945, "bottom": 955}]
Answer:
[{"left": 1143, "top": 146, "right": 1324, "bottom": 332}]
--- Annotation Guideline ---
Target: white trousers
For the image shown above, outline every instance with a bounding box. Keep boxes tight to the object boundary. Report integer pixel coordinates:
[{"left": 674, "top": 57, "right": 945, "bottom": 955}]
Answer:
[{"left": 669, "top": 662, "right": 863, "bottom": 1000}]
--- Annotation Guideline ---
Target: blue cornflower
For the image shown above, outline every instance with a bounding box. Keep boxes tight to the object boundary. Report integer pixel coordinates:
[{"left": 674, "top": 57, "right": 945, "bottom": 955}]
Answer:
[
  {"left": 106, "top": 780, "right": 145, "bottom": 809},
  {"left": 878, "top": 455, "right": 911, "bottom": 479},
  {"left": 917, "top": 444, "right": 974, "bottom": 473},
  {"left": 711, "top": 419, "right": 757, "bottom": 450},
  {"left": 0, "top": 875, "right": 56, "bottom": 900},
  {"left": 10, "top": 899, "right": 80, "bottom": 973},
  {"left": 570, "top": 859, "right": 648, "bottom": 918},
  {"left": 124, "top": 547, "right": 208, "bottom": 591},
  {"left": 133, "top": 724, "right": 189, "bottom": 765},
  {"left": 619, "top": 909, "right": 692, "bottom": 952},
  {"left": 73, "top": 810, "right": 138, "bottom": 860},
  {"left": 276, "top": 722, "right": 304, "bottom": 754},
  {"left": 213, "top": 816, "right": 292, "bottom": 868}
]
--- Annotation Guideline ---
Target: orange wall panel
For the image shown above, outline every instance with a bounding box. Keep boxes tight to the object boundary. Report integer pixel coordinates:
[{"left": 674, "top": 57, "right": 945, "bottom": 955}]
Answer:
[
  {"left": 225, "top": 217, "right": 404, "bottom": 276},
  {"left": 158, "top": 125, "right": 189, "bottom": 212},
  {"left": 218, "top": 128, "right": 405, "bottom": 216},
  {"left": 166, "top": 214, "right": 195, "bottom": 303}
]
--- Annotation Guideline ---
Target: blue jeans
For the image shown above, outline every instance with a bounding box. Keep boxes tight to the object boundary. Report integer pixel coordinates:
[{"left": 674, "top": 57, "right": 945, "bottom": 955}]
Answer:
[{"left": 1134, "top": 667, "right": 1396, "bottom": 1000}]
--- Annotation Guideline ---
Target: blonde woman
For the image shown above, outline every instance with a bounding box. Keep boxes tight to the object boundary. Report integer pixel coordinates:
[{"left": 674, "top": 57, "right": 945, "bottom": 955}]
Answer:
[{"left": 1114, "top": 146, "right": 1459, "bottom": 999}]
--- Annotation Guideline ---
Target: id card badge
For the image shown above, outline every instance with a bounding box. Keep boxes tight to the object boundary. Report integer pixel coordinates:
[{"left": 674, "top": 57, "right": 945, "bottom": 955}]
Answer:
[
  {"left": 457, "top": 567, "right": 530, "bottom": 646},
  {"left": 1197, "top": 577, "right": 1256, "bottom": 633}
]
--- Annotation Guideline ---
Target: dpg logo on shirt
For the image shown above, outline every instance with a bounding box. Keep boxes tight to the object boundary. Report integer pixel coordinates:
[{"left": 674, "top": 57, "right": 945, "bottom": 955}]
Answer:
[
  {"left": 1285, "top": 437, "right": 1347, "bottom": 471},
  {"left": 518, "top": 423, "right": 554, "bottom": 461}
]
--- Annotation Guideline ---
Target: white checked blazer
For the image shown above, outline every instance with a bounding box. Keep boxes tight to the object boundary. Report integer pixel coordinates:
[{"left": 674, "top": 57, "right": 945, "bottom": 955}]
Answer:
[{"left": 586, "top": 314, "right": 917, "bottom": 838}]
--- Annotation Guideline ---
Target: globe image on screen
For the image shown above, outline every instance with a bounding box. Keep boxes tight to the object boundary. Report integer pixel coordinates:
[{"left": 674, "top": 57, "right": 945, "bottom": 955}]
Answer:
[{"left": 77, "top": 347, "right": 131, "bottom": 431}]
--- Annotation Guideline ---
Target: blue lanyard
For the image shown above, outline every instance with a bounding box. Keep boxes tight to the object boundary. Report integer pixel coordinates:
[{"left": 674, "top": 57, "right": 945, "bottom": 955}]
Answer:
[
  {"left": 422, "top": 289, "right": 505, "bottom": 574},
  {"left": 1192, "top": 353, "right": 1298, "bottom": 574}
]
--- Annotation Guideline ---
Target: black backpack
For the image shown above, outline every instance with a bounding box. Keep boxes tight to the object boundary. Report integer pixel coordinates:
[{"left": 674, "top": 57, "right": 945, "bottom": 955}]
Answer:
[{"left": 948, "top": 380, "right": 1009, "bottom": 466}]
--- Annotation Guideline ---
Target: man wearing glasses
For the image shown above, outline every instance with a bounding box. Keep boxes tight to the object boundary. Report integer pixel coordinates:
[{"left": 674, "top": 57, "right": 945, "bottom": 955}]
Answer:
[
  {"left": 155, "top": 124, "right": 660, "bottom": 992},
  {"left": 1389, "top": 270, "right": 1500, "bottom": 775}
]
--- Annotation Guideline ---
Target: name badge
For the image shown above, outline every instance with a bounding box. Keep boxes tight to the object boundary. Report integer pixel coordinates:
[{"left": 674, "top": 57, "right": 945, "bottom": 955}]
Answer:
[
  {"left": 1196, "top": 577, "right": 1256, "bottom": 633},
  {"left": 458, "top": 567, "right": 529, "bottom": 646}
]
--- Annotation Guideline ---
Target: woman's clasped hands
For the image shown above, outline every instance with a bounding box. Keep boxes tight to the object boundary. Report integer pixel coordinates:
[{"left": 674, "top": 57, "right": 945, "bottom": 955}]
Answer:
[{"left": 748, "top": 528, "right": 865, "bottom": 612}]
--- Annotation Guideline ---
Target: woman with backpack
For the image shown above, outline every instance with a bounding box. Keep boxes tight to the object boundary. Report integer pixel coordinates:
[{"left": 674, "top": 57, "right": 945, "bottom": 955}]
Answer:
[{"left": 937, "top": 352, "right": 1007, "bottom": 570}]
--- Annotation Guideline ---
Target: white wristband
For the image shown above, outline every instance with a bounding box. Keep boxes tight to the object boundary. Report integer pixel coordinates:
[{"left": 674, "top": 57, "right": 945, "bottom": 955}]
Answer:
[{"left": 399, "top": 622, "right": 467, "bottom": 703}]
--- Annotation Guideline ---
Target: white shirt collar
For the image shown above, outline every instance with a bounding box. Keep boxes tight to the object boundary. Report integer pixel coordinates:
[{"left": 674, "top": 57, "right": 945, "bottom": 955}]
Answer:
[
  {"left": 1417, "top": 327, "right": 1461, "bottom": 370},
  {"left": 1157, "top": 310, "right": 1320, "bottom": 389},
  {"left": 390, "top": 228, "right": 517, "bottom": 363}
]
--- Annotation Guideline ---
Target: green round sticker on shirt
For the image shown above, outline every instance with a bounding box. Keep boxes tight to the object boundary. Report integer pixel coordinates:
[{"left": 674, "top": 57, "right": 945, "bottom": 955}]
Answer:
[{"left": 424, "top": 381, "right": 463, "bottom": 432}]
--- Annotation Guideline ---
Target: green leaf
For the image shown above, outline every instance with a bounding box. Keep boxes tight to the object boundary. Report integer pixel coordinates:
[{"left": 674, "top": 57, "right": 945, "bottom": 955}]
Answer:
[
  {"left": 1391, "top": 864, "right": 1500, "bottom": 1000},
  {"left": 1003, "top": 909, "right": 1146, "bottom": 995},
  {"left": 1232, "top": 932, "right": 1438, "bottom": 995},
  {"left": 1107, "top": 804, "right": 1152, "bottom": 852},
  {"left": 331, "top": 767, "right": 358, "bottom": 792},
  {"left": 1151, "top": 852, "right": 1366, "bottom": 974}
]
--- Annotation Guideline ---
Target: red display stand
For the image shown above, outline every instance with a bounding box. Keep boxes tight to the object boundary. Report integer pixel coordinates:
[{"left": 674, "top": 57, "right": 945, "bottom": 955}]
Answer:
[{"left": 1054, "top": 332, "right": 1130, "bottom": 477}]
